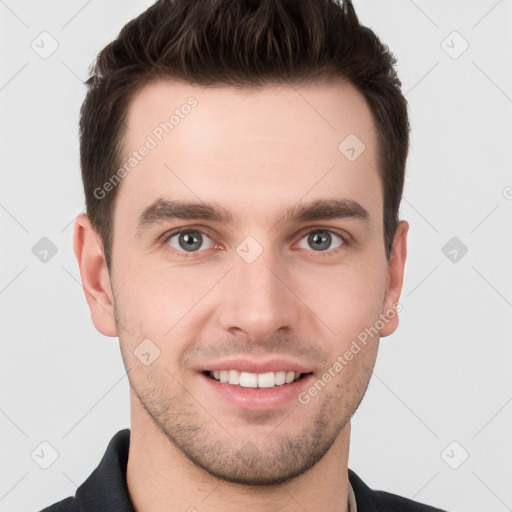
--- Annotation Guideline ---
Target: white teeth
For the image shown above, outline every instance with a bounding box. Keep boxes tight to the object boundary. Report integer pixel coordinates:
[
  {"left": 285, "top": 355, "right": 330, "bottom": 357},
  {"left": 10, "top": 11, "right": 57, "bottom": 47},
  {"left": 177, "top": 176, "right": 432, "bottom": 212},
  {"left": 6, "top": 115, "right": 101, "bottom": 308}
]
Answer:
[
  {"left": 275, "top": 371, "right": 286, "bottom": 385},
  {"left": 257, "top": 372, "right": 275, "bottom": 388},
  {"left": 239, "top": 372, "right": 258, "bottom": 388},
  {"left": 228, "top": 369, "right": 240, "bottom": 385},
  {"left": 208, "top": 370, "right": 304, "bottom": 388}
]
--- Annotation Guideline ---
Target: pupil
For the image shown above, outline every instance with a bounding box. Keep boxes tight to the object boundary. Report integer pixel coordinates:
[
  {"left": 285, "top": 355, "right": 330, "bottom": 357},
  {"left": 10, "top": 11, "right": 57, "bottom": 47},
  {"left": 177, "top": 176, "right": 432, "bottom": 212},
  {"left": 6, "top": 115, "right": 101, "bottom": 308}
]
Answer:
[
  {"left": 179, "top": 231, "right": 202, "bottom": 251},
  {"left": 309, "top": 231, "right": 331, "bottom": 251}
]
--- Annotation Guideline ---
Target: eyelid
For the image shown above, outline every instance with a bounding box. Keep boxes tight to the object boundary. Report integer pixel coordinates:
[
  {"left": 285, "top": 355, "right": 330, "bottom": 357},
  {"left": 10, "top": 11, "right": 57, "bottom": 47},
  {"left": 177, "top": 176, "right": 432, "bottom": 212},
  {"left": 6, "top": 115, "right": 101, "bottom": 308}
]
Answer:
[
  {"left": 160, "top": 226, "right": 220, "bottom": 251},
  {"left": 159, "top": 225, "right": 352, "bottom": 256},
  {"left": 295, "top": 225, "right": 351, "bottom": 244}
]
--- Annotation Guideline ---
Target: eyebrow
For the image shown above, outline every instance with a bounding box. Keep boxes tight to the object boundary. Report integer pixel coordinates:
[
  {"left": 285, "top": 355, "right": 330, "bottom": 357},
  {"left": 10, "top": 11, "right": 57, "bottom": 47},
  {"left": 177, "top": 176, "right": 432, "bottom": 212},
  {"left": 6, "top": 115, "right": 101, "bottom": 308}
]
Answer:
[{"left": 135, "top": 197, "right": 371, "bottom": 235}]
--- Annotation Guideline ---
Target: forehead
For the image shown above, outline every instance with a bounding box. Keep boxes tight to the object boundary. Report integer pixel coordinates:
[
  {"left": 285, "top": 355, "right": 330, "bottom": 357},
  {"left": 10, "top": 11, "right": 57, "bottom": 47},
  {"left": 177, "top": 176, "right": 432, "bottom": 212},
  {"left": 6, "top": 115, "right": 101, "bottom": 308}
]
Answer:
[
  {"left": 116, "top": 79, "right": 381, "bottom": 230},
  {"left": 125, "top": 79, "right": 376, "bottom": 156}
]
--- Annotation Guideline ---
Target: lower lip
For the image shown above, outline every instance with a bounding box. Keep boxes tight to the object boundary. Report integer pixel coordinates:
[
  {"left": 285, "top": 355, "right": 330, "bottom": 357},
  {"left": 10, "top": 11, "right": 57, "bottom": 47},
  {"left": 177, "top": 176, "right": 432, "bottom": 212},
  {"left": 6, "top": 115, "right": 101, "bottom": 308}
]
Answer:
[{"left": 199, "top": 372, "right": 315, "bottom": 411}]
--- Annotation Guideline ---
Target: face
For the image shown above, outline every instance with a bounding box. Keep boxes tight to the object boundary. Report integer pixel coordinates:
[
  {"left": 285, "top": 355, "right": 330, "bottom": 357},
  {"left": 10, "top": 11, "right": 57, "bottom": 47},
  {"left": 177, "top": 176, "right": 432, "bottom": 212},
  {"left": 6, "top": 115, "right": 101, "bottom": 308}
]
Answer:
[{"left": 75, "top": 79, "right": 408, "bottom": 485}]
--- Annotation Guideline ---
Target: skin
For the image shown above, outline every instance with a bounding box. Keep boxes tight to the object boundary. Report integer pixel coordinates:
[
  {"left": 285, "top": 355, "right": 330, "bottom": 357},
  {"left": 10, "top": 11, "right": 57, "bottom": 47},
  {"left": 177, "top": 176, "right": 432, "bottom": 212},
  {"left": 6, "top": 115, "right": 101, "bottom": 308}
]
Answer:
[{"left": 73, "top": 79, "right": 408, "bottom": 512}]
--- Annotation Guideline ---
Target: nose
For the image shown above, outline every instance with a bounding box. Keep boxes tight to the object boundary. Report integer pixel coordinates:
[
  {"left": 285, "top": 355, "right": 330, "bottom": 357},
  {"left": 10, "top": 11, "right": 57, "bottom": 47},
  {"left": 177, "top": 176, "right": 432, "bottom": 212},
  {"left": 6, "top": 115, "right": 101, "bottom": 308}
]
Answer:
[{"left": 215, "top": 248, "right": 301, "bottom": 343}]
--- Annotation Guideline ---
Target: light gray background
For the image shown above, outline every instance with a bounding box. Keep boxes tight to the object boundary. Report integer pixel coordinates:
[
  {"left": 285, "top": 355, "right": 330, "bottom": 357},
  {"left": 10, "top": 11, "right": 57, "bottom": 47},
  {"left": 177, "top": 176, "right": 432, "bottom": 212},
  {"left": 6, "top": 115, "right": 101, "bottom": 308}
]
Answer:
[{"left": 1, "top": 1, "right": 511, "bottom": 511}]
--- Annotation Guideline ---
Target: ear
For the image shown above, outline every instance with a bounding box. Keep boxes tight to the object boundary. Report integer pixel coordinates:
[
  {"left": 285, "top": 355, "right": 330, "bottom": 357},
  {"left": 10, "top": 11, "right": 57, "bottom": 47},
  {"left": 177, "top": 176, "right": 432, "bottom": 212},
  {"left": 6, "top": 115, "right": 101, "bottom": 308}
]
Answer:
[
  {"left": 73, "top": 213, "right": 118, "bottom": 337},
  {"left": 380, "top": 220, "right": 409, "bottom": 338}
]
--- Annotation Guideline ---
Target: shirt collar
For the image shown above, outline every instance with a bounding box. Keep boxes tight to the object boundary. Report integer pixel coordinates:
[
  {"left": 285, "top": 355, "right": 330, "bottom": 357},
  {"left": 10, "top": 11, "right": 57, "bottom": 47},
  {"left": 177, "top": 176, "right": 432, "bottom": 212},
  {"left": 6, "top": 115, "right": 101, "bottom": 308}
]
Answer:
[
  {"left": 348, "top": 476, "right": 358, "bottom": 512},
  {"left": 74, "top": 428, "right": 135, "bottom": 512},
  {"left": 73, "top": 429, "right": 357, "bottom": 512}
]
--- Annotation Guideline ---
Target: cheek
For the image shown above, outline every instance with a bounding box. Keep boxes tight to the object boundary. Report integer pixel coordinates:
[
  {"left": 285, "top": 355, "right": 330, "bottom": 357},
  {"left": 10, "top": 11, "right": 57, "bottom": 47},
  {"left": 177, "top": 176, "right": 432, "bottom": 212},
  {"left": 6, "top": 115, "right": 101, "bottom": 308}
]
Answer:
[
  {"left": 296, "top": 259, "right": 387, "bottom": 340},
  {"left": 112, "top": 259, "right": 205, "bottom": 366},
  {"left": 111, "top": 259, "right": 176, "bottom": 339},
  {"left": 114, "top": 251, "right": 184, "bottom": 310}
]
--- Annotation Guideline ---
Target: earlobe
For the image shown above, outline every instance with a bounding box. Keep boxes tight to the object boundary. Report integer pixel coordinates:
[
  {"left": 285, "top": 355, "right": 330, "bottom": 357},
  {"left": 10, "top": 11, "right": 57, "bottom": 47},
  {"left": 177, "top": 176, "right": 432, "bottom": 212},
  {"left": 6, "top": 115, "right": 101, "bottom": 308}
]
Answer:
[
  {"left": 380, "top": 220, "right": 409, "bottom": 338},
  {"left": 73, "top": 213, "right": 118, "bottom": 337}
]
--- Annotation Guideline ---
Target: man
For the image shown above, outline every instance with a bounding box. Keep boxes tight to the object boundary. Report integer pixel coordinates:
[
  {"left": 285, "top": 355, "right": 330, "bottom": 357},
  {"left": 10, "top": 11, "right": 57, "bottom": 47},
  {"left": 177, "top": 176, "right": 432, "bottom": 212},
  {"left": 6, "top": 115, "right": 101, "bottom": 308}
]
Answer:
[{"left": 39, "top": 0, "right": 448, "bottom": 510}]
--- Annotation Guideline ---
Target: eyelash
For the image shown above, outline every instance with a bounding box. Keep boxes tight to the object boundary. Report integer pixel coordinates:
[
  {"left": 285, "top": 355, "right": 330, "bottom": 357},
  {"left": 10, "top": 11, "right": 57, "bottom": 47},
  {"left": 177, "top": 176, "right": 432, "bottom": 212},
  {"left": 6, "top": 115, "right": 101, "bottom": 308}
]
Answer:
[{"left": 159, "top": 226, "right": 351, "bottom": 258}]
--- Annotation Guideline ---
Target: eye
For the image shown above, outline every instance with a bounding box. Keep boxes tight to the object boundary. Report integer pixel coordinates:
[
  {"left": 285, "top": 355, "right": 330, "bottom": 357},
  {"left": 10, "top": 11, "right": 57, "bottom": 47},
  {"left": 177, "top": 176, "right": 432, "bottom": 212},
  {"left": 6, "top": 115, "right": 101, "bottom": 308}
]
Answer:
[
  {"left": 164, "top": 229, "right": 216, "bottom": 254},
  {"left": 296, "top": 229, "right": 345, "bottom": 253},
  {"left": 161, "top": 227, "right": 348, "bottom": 258}
]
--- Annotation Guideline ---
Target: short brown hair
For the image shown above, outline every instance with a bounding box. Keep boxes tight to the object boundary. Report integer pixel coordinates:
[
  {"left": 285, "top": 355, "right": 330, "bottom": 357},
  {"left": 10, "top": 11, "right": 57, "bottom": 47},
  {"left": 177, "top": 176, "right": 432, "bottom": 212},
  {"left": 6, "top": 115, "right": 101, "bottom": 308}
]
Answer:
[{"left": 80, "top": 0, "right": 409, "bottom": 272}]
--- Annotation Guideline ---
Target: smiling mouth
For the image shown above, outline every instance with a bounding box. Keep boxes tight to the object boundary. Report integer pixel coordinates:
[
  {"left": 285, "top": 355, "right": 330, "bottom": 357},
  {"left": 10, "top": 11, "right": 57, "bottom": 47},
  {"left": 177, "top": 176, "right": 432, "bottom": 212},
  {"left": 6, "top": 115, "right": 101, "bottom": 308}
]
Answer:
[{"left": 202, "top": 370, "right": 312, "bottom": 389}]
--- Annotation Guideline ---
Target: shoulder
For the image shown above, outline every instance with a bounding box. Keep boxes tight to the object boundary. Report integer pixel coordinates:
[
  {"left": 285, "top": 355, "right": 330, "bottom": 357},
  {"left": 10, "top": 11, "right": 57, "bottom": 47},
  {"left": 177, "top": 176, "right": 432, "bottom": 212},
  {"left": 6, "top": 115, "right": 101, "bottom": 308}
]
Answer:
[
  {"left": 35, "top": 429, "right": 132, "bottom": 512},
  {"left": 349, "top": 469, "right": 449, "bottom": 512},
  {"left": 38, "top": 496, "right": 78, "bottom": 512},
  {"left": 370, "top": 489, "right": 448, "bottom": 512}
]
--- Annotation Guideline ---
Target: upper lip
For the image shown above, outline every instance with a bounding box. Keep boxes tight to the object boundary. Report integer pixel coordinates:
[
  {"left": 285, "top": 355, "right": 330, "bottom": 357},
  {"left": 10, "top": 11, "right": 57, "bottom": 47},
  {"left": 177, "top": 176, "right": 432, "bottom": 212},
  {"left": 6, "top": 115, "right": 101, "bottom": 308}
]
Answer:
[{"left": 199, "top": 358, "right": 313, "bottom": 374}]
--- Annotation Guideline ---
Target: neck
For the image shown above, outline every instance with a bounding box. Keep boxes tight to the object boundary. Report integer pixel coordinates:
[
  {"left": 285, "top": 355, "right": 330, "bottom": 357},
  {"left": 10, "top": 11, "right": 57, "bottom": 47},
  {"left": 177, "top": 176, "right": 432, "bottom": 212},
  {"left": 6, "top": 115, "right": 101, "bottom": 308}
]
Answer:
[{"left": 126, "top": 396, "right": 351, "bottom": 512}]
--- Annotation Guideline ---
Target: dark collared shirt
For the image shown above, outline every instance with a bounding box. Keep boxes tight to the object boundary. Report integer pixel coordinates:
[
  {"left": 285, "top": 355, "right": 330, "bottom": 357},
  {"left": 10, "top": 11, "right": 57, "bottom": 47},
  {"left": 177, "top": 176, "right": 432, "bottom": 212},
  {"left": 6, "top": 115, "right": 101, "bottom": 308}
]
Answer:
[{"left": 38, "top": 429, "right": 448, "bottom": 512}]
